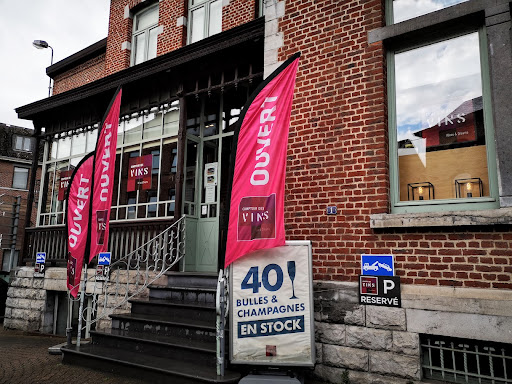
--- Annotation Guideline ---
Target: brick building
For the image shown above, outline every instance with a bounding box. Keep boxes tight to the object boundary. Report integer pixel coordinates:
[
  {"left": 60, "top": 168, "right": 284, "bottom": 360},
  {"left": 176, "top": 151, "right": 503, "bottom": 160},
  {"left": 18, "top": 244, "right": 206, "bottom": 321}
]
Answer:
[
  {"left": 0, "top": 124, "right": 41, "bottom": 276},
  {"left": 5, "top": 0, "right": 512, "bottom": 383}
]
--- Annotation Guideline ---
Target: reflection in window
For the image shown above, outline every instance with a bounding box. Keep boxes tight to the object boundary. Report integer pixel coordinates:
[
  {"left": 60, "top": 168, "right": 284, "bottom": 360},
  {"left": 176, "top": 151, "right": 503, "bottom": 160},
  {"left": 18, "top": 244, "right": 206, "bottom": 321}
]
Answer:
[
  {"left": 392, "top": 0, "right": 469, "bottom": 23},
  {"left": 394, "top": 32, "right": 490, "bottom": 202}
]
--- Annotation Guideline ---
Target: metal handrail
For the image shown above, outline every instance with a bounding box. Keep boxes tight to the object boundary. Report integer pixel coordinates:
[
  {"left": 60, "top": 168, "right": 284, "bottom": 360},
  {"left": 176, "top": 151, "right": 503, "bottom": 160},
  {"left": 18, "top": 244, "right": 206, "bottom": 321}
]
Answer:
[{"left": 67, "top": 215, "right": 186, "bottom": 346}]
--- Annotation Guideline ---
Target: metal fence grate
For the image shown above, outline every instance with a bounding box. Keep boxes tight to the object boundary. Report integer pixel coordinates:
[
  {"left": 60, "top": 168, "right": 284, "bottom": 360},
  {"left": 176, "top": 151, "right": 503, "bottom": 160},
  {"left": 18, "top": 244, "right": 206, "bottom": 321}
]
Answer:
[{"left": 421, "top": 334, "right": 512, "bottom": 383}]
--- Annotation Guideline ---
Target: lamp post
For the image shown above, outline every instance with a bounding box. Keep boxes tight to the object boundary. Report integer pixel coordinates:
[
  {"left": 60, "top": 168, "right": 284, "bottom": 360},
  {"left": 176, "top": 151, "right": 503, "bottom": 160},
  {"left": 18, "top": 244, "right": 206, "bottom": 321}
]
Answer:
[{"left": 32, "top": 40, "right": 54, "bottom": 97}]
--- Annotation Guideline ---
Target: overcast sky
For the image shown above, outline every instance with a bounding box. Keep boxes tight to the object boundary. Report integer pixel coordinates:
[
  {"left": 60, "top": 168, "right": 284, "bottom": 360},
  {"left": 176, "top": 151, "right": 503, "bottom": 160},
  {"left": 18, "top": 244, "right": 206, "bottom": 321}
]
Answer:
[{"left": 0, "top": 0, "right": 111, "bottom": 129}]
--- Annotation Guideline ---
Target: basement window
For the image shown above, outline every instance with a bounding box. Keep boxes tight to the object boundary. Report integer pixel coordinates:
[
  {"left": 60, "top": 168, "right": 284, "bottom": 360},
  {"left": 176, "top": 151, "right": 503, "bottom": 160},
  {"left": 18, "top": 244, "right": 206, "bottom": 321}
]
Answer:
[{"left": 421, "top": 334, "right": 512, "bottom": 383}]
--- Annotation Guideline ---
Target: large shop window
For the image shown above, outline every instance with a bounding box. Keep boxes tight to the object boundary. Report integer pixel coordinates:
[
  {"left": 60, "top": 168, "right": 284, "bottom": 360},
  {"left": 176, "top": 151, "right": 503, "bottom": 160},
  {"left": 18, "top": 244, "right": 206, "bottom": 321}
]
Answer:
[
  {"left": 131, "top": 4, "right": 159, "bottom": 66},
  {"left": 388, "top": 30, "right": 498, "bottom": 213},
  {"left": 37, "top": 101, "right": 180, "bottom": 226},
  {"left": 389, "top": 0, "right": 469, "bottom": 23},
  {"left": 188, "top": 0, "right": 222, "bottom": 44}
]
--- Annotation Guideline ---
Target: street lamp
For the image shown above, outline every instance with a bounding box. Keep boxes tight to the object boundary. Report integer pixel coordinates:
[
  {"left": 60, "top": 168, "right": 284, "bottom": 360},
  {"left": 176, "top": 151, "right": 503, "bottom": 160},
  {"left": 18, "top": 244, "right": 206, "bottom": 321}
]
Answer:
[{"left": 32, "top": 40, "right": 54, "bottom": 97}]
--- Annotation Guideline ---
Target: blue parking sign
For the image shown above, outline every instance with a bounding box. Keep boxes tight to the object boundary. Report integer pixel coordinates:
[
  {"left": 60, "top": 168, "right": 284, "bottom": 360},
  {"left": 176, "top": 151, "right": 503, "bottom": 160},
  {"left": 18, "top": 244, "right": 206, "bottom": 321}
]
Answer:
[
  {"left": 361, "top": 254, "right": 394, "bottom": 276},
  {"left": 36, "top": 252, "right": 46, "bottom": 264},
  {"left": 98, "top": 252, "right": 111, "bottom": 266}
]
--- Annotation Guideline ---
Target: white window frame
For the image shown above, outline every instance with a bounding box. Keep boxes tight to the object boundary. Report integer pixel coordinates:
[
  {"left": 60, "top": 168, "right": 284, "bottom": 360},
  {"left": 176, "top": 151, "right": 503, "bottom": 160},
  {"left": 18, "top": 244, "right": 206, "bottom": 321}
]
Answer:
[
  {"left": 14, "top": 135, "right": 32, "bottom": 152},
  {"left": 187, "top": 0, "right": 223, "bottom": 44},
  {"left": 131, "top": 4, "right": 159, "bottom": 66}
]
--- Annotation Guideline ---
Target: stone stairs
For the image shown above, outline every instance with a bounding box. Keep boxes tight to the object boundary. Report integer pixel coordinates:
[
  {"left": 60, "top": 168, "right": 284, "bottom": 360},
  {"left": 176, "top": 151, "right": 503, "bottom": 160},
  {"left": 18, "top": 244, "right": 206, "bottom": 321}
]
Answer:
[{"left": 61, "top": 272, "right": 240, "bottom": 384}]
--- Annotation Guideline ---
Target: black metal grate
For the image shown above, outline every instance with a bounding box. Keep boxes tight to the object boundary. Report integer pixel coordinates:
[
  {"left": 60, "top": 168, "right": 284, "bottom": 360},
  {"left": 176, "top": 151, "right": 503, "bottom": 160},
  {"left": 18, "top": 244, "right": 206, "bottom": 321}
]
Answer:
[{"left": 421, "top": 334, "right": 512, "bottom": 383}]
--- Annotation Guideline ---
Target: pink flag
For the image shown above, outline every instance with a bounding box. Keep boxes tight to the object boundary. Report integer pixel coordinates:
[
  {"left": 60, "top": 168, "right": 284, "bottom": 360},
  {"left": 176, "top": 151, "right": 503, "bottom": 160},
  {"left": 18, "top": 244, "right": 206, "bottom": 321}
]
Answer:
[
  {"left": 225, "top": 53, "right": 300, "bottom": 267},
  {"left": 90, "top": 88, "right": 122, "bottom": 262},
  {"left": 66, "top": 153, "right": 94, "bottom": 298}
]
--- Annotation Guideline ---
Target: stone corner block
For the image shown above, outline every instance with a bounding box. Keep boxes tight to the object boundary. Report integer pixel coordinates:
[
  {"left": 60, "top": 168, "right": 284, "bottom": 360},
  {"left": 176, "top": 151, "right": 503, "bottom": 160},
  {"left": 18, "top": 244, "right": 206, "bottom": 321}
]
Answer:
[
  {"left": 369, "top": 350, "right": 421, "bottom": 380},
  {"left": 392, "top": 331, "right": 420, "bottom": 357},
  {"left": 346, "top": 325, "right": 392, "bottom": 351},
  {"left": 316, "top": 321, "right": 346, "bottom": 345},
  {"left": 366, "top": 306, "right": 406, "bottom": 331},
  {"left": 323, "top": 344, "right": 369, "bottom": 371}
]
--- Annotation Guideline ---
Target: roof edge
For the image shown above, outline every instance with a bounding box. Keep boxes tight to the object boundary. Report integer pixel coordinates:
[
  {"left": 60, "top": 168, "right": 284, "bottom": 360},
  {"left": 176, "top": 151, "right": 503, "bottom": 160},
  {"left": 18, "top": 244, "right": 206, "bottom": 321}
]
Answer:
[{"left": 47, "top": 38, "right": 108, "bottom": 78}]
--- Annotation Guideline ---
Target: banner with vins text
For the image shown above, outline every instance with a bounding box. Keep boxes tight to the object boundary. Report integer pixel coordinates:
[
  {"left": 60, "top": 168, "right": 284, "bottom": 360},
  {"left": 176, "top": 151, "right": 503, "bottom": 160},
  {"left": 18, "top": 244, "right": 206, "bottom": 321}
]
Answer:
[{"left": 225, "top": 53, "right": 300, "bottom": 267}]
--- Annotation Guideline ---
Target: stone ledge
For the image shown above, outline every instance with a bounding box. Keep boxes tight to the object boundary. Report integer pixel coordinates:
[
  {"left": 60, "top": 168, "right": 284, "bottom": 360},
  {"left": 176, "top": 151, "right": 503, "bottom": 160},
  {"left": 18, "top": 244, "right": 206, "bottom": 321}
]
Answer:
[{"left": 370, "top": 207, "right": 512, "bottom": 228}]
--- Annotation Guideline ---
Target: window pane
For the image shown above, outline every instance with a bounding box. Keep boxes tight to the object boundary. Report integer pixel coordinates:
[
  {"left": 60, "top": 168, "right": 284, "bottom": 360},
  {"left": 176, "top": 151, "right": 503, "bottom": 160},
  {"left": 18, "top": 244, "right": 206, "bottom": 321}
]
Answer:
[
  {"left": 15, "top": 136, "right": 23, "bottom": 150},
  {"left": 392, "top": 0, "right": 469, "bottom": 23},
  {"left": 134, "top": 33, "right": 146, "bottom": 65},
  {"left": 135, "top": 5, "right": 158, "bottom": 32},
  {"left": 23, "top": 137, "right": 32, "bottom": 151},
  {"left": 143, "top": 111, "right": 162, "bottom": 140},
  {"left": 71, "top": 132, "right": 86, "bottom": 156},
  {"left": 13, "top": 167, "right": 29, "bottom": 189},
  {"left": 191, "top": 7, "right": 205, "bottom": 43},
  {"left": 394, "top": 32, "right": 488, "bottom": 202},
  {"left": 163, "top": 103, "right": 180, "bottom": 136},
  {"left": 148, "top": 27, "right": 158, "bottom": 60},
  {"left": 209, "top": 0, "right": 222, "bottom": 37},
  {"left": 57, "top": 136, "right": 71, "bottom": 159},
  {"left": 124, "top": 115, "right": 143, "bottom": 144},
  {"left": 87, "top": 129, "right": 98, "bottom": 152}
]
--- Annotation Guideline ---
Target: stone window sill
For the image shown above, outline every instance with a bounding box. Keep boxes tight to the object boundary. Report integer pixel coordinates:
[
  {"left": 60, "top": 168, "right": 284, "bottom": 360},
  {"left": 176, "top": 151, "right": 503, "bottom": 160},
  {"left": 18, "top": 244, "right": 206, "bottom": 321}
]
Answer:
[{"left": 370, "top": 207, "right": 512, "bottom": 228}]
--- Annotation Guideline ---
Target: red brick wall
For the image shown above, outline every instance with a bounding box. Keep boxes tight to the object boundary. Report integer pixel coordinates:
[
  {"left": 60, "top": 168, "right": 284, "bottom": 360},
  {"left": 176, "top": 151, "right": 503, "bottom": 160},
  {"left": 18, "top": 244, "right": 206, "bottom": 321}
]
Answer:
[
  {"left": 223, "top": 0, "right": 256, "bottom": 31},
  {"left": 157, "top": 0, "right": 187, "bottom": 55},
  {"left": 0, "top": 161, "right": 41, "bottom": 269},
  {"left": 277, "top": 0, "right": 512, "bottom": 290},
  {"left": 105, "top": 0, "right": 141, "bottom": 75},
  {"left": 53, "top": 54, "right": 106, "bottom": 95}
]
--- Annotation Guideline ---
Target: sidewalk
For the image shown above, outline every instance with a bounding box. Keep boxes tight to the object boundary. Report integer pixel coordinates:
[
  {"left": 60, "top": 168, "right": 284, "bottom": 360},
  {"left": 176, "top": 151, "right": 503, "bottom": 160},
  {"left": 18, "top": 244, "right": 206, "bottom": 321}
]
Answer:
[{"left": 0, "top": 326, "right": 149, "bottom": 384}]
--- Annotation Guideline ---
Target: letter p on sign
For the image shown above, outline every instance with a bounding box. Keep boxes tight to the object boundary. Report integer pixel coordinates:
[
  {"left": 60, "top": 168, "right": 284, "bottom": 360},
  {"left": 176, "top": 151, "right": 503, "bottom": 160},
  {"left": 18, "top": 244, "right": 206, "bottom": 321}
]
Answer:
[{"left": 383, "top": 279, "right": 395, "bottom": 294}]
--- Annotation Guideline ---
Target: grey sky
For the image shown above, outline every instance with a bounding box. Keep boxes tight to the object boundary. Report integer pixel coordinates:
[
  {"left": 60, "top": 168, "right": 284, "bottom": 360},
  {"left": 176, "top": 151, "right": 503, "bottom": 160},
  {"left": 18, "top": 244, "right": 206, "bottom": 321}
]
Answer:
[{"left": 0, "top": 0, "right": 110, "bottom": 129}]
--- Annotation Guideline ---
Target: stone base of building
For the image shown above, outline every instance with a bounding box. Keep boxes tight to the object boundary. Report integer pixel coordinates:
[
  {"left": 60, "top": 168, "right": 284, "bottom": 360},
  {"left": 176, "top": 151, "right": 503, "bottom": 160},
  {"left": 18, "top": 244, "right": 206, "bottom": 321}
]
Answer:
[{"left": 4, "top": 268, "right": 512, "bottom": 383}]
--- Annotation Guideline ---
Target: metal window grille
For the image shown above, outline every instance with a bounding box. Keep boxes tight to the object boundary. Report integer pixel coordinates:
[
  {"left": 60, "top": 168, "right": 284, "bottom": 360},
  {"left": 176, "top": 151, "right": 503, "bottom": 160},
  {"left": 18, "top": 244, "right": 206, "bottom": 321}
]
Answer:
[{"left": 421, "top": 334, "right": 512, "bottom": 383}]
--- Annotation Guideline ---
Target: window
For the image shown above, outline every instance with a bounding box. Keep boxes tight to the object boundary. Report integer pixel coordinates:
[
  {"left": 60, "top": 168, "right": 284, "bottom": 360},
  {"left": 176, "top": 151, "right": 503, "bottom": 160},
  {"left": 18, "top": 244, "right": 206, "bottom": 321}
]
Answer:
[
  {"left": 131, "top": 4, "right": 159, "bottom": 66},
  {"left": 37, "top": 101, "right": 180, "bottom": 226},
  {"left": 12, "top": 167, "right": 29, "bottom": 189},
  {"left": 188, "top": 0, "right": 222, "bottom": 44},
  {"left": 389, "top": 0, "right": 469, "bottom": 23},
  {"left": 421, "top": 334, "right": 512, "bottom": 384},
  {"left": 14, "top": 135, "right": 32, "bottom": 152},
  {"left": 388, "top": 29, "right": 498, "bottom": 213}
]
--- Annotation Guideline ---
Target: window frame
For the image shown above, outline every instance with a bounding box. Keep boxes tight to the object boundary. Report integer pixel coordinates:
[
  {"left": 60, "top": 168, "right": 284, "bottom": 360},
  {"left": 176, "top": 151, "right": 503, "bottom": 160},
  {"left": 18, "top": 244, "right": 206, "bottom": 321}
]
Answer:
[
  {"left": 386, "top": 0, "right": 470, "bottom": 25},
  {"left": 130, "top": 3, "right": 159, "bottom": 66},
  {"left": 387, "top": 27, "right": 499, "bottom": 214},
  {"left": 13, "top": 135, "right": 32, "bottom": 152},
  {"left": 187, "top": 0, "right": 223, "bottom": 44},
  {"left": 12, "top": 166, "right": 29, "bottom": 190}
]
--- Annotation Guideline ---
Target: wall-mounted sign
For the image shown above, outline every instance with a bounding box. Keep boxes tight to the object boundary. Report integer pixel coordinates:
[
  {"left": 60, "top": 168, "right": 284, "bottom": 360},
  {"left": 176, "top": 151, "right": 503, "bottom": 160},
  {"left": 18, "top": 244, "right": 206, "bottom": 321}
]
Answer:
[
  {"left": 361, "top": 254, "right": 394, "bottom": 276},
  {"left": 230, "top": 241, "right": 315, "bottom": 367},
  {"left": 34, "top": 252, "right": 46, "bottom": 278},
  {"left": 96, "top": 252, "right": 111, "bottom": 281},
  {"left": 359, "top": 275, "right": 401, "bottom": 308},
  {"left": 204, "top": 162, "right": 218, "bottom": 187},
  {"left": 326, "top": 206, "right": 337, "bottom": 215},
  {"left": 58, "top": 170, "right": 73, "bottom": 201},
  {"left": 128, "top": 155, "right": 152, "bottom": 192}
]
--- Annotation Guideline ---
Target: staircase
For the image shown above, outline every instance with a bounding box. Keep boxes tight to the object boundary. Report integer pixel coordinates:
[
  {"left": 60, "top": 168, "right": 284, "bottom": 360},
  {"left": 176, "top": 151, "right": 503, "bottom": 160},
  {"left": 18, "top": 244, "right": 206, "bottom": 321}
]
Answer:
[{"left": 61, "top": 272, "right": 241, "bottom": 384}]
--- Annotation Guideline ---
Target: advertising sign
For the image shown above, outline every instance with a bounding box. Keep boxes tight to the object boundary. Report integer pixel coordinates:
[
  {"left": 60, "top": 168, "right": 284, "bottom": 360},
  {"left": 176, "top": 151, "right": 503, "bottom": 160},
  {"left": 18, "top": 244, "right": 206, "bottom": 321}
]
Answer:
[
  {"left": 127, "top": 154, "right": 153, "bottom": 192},
  {"left": 359, "top": 275, "right": 401, "bottom": 308},
  {"left": 225, "top": 53, "right": 300, "bottom": 267},
  {"left": 230, "top": 241, "right": 314, "bottom": 366},
  {"left": 361, "top": 254, "right": 394, "bottom": 276},
  {"left": 34, "top": 252, "right": 46, "bottom": 278},
  {"left": 58, "top": 170, "right": 73, "bottom": 201}
]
